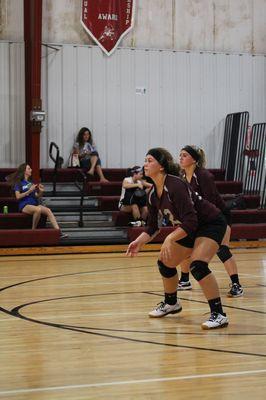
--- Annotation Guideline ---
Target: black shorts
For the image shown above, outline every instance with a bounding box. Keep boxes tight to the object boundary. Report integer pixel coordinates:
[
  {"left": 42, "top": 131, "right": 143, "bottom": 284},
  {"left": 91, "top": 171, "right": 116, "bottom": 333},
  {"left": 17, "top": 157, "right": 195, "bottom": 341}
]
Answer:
[
  {"left": 196, "top": 213, "right": 227, "bottom": 245},
  {"left": 175, "top": 213, "right": 227, "bottom": 249},
  {"left": 121, "top": 191, "right": 147, "bottom": 208},
  {"left": 176, "top": 236, "right": 195, "bottom": 248}
]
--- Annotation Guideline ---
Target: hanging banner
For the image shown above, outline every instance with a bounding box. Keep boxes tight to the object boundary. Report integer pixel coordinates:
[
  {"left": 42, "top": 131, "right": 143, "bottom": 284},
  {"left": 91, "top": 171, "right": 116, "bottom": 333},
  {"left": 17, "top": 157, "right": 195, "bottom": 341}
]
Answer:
[{"left": 81, "top": 0, "right": 135, "bottom": 56}]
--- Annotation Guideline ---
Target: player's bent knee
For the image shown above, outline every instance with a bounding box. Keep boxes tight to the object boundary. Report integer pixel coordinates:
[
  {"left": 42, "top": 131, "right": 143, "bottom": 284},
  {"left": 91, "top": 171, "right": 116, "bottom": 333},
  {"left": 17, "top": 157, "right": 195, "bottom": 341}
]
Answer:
[
  {"left": 157, "top": 260, "right": 177, "bottom": 278},
  {"left": 190, "top": 260, "right": 211, "bottom": 281},
  {"left": 217, "top": 245, "right": 232, "bottom": 263}
]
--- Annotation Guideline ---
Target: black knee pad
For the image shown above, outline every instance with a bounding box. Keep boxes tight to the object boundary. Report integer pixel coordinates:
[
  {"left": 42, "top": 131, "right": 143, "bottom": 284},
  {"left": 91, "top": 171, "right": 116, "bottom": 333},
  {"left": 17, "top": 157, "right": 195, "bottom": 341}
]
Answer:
[
  {"left": 190, "top": 260, "right": 211, "bottom": 281},
  {"left": 217, "top": 245, "right": 232, "bottom": 263},
  {"left": 157, "top": 260, "right": 177, "bottom": 278}
]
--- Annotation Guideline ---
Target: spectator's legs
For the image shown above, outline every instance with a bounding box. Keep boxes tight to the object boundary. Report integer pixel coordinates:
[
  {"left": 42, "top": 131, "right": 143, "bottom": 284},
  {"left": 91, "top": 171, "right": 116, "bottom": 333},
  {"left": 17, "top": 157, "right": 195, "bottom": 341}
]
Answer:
[
  {"left": 87, "top": 155, "right": 98, "bottom": 176},
  {"left": 131, "top": 204, "right": 141, "bottom": 220},
  {"left": 22, "top": 205, "right": 42, "bottom": 229},
  {"left": 39, "top": 205, "right": 60, "bottom": 229},
  {"left": 120, "top": 205, "right": 141, "bottom": 221},
  {"left": 95, "top": 164, "right": 108, "bottom": 182}
]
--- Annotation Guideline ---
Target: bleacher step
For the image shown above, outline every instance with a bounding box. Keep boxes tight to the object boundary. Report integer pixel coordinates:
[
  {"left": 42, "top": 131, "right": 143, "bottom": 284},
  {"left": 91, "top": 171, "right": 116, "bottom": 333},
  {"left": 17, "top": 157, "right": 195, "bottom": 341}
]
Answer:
[
  {"left": 53, "top": 211, "right": 113, "bottom": 222},
  {"left": 50, "top": 220, "right": 115, "bottom": 228},
  {"left": 58, "top": 226, "right": 128, "bottom": 245},
  {"left": 43, "top": 196, "right": 99, "bottom": 211}
]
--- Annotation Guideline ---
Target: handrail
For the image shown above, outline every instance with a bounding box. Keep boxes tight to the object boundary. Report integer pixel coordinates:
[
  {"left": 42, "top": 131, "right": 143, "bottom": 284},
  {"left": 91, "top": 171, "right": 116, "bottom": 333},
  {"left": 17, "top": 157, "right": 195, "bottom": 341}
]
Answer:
[
  {"left": 242, "top": 123, "right": 266, "bottom": 208},
  {"left": 74, "top": 169, "right": 87, "bottom": 227},
  {"left": 48, "top": 141, "right": 88, "bottom": 224},
  {"left": 49, "top": 142, "right": 60, "bottom": 196}
]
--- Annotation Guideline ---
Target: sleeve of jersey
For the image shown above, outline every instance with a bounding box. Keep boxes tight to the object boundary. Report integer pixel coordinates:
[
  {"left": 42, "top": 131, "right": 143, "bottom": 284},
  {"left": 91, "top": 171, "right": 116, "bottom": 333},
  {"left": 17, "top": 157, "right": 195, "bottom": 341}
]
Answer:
[
  {"left": 145, "top": 202, "right": 160, "bottom": 238},
  {"left": 199, "top": 171, "right": 219, "bottom": 204},
  {"left": 171, "top": 181, "right": 198, "bottom": 236}
]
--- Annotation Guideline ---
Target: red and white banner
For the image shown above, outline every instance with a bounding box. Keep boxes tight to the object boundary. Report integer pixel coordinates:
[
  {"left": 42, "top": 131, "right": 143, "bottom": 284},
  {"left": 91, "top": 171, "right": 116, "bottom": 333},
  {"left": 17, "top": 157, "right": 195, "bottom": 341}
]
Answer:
[{"left": 81, "top": 0, "right": 135, "bottom": 56}]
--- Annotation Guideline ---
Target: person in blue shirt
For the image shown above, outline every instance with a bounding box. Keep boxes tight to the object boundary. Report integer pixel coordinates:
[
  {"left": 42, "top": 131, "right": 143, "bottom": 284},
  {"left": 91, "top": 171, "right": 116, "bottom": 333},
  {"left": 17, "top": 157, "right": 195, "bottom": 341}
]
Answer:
[{"left": 7, "top": 163, "right": 67, "bottom": 237}]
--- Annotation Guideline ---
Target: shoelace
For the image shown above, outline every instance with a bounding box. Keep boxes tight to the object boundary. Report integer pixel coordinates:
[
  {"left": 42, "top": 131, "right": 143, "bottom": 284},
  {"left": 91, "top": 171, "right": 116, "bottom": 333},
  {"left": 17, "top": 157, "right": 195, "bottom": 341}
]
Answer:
[
  {"left": 230, "top": 283, "right": 239, "bottom": 288},
  {"left": 208, "top": 312, "right": 219, "bottom": 322},
  {"left": 156, "top": 301, "right": 166, "bottom": 310}
]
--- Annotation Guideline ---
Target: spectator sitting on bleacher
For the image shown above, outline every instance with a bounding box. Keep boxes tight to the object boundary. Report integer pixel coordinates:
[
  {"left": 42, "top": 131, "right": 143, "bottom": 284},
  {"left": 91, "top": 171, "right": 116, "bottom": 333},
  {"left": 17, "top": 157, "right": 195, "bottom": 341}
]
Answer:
[
  {"left": 119, "top": 166, "right": 152, "bottom": 226},
  {"left": 71, "top": 127, "right": 108, "bottom": 182},
  {"left": 7, "top": 163, "right": 67, "bottom": 238}
]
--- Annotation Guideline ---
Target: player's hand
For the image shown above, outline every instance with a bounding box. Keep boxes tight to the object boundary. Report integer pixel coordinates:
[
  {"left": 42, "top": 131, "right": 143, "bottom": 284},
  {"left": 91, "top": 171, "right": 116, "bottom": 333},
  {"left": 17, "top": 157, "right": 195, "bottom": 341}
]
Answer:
[
  {"left": 38, "top": 183, "right": 44, "bottom": 191},
  {"left": 126, "top": 240, "right": 142, "bottom": 257}
]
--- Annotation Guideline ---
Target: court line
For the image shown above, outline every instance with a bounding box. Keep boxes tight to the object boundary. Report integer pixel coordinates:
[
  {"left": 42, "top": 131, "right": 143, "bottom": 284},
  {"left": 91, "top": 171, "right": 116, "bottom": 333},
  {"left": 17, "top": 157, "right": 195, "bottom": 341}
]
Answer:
[
  {"left": 0, "top": 369, "right": 266, "bottom": 395},
  {"left": 6, "top": 307, "right": 266, "bottom": 357},
  {"left": 147, "top": 291, "right": 266, "bottom": 314}
]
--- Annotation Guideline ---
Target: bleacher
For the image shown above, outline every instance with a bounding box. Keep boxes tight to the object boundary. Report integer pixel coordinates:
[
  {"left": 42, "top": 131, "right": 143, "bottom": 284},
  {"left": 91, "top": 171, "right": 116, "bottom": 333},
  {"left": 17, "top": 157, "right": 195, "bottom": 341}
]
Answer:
[{"left": 0, "top": 166, "right": 265, "bottom": 248}]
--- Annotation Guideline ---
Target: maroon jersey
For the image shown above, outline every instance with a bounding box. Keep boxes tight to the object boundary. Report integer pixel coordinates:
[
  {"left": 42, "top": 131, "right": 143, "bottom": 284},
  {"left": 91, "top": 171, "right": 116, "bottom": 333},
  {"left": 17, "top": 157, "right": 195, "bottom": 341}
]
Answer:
[
  {"left": 185, "top": 167, "right": 226, "bottom": 212},
  {"left": 145, "top": 174, "right": 221, "bottom": 238}
]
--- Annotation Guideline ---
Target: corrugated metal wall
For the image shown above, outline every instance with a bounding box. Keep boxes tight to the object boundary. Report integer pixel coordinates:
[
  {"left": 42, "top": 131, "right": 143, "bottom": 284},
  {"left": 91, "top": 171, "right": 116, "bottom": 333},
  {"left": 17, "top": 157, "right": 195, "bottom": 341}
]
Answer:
[
  {"left": 41, "top": 44, "right": 266, "bottom": 168},
  {"left": 0, "top": 41, "right": 25, "bottom": 167},
  {"left": 0, "top": 42, "right": 265, "bottom": 168}
]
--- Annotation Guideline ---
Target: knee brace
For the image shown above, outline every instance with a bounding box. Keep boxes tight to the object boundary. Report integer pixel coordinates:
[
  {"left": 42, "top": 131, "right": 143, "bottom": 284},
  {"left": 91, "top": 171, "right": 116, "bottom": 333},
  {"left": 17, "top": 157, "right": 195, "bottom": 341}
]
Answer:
[
  {"left": 157, "top": 260, "right": 177, "bottom": 278},
  {"left": 217, "top": 245, "right": 232, "bottom": 263},
  {"left": 190, "top": 260, "right": 211, "bottom": 281}
]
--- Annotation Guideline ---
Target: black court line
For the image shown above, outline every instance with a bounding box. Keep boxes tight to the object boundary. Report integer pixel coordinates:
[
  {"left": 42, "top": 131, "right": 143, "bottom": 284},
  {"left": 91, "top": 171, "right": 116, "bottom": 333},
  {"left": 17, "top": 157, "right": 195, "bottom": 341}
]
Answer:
[
  {"left": 0, "top": 264, "right": 149, "bottom": 293},
  {"left": 0, "top": 304, "right": 265, "bottom": 359},
  {"left": 8, "top": 293, "right": 266, "bottom": 336},
  {"left": 145, "top": 291, "right": 266, "bottom": 315},
  {"left": 1, "top": 268, "right": 266, "bottom": 359}
]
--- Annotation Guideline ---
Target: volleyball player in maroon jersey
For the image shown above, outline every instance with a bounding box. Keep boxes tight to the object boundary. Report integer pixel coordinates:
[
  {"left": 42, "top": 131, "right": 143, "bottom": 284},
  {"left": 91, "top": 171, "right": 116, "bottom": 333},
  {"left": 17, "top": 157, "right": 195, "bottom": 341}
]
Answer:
[
  {"left": 178, "top": 145, "right": 243, "bottom": 298},
  {"left": 126, "top": 147, "right": 229, "bottom": 329}
]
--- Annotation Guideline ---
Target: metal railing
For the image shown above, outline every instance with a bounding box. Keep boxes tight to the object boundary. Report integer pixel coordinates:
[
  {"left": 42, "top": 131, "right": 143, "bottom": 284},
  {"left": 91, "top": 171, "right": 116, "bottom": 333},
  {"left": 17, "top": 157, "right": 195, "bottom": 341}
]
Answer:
[
  {"left": 48, "top": 141, "right": 88, "bottom": 226},
  {"left": 221, "top": 111, "right": 249, "bottom": 181},
  {"left": 74, "top": 170, "right": 87, "bottom": 227},
  {"left": 49, "top": 142, "right": 60, "bottom": 196},
  {"left": 242, "top": 123, "right": 266, "bottom": 208}
]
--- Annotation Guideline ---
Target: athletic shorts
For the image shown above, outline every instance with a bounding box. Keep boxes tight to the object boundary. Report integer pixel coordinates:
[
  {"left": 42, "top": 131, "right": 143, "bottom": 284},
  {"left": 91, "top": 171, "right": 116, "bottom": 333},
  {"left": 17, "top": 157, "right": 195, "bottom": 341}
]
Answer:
[
  {"left": 196, "top": 213, "right": 227, "bottom": 245},
  {"left": 176, "top": 213, "right": 227, "bottom": 248},
  {"left": 176, "top": 236, "right": 195, "bottom": 248}
]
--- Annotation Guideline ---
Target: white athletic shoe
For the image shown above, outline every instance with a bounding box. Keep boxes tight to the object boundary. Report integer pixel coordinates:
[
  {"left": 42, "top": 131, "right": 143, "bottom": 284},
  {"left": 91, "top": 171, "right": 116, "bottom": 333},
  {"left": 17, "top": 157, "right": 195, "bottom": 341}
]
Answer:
[
  {"left": 202, "top": 312, "right": 229, "bottom": 330},
  {"left": 227, "top": 283, "right": 244, "bottom": 298},
  {"left": 149, "top": 300, "right": 182, "bottom": 318},
  {"left": 177, "top": 280, "right": 192, "bottom": 290}
]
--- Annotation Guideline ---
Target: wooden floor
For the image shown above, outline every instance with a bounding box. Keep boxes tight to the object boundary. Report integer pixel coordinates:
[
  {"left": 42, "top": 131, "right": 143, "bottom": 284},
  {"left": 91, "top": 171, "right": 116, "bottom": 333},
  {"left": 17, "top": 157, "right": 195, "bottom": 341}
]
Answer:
[{"left": 0, "top": 248, "right": 266, "bottom": 399}]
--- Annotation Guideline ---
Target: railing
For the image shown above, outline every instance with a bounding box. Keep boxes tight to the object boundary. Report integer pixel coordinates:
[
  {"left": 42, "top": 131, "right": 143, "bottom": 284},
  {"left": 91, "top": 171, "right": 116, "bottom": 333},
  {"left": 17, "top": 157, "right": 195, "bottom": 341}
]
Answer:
[
  {"left": 242, "top": 123, "right": 266, "bottom": 209},
  {"left": 48, "top": 141, "right": 88, "bottom": 225},
  {"left": 74, "top": 170, "right": 87, "bottom": 227},
  {"left": 221, "top": 111, "right": 249, "bottom": 180},
  {"left": 49, "top": 142, "right": 60, "bottom": 196}
]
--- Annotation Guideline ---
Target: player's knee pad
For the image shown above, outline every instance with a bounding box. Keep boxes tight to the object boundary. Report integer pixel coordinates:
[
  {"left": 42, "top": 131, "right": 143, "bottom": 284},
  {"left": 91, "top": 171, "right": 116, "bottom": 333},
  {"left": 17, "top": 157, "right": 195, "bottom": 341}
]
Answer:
[
  {"left": 157, "top": 260, "right": 177, "bottom": 278},
  {"left": 217, "top": 245, "right": 232, "bottom": 263},
  {"left": 190, "top": 260, "right": 211, "bottom": 281}
]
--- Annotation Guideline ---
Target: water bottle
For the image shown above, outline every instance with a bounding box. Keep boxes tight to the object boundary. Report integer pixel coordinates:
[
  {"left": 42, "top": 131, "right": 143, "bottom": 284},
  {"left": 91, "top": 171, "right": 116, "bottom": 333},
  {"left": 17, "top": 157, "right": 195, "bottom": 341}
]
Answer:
[{"left": 3, "top": 205, "right": 8, "bottom": 214}]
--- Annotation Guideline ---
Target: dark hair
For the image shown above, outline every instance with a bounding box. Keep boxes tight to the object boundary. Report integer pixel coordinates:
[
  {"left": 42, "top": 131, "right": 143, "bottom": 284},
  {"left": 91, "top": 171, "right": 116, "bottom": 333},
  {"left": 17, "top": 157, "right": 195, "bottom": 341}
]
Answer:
[
  {"left": 182, "top": 145, "right": 206, "bottom": 168},
  {"left": 76, "top": 127, "right": 93, "bottom": 147},
  {"left": 130, "top": 166, "right": 142, "bottom": 176},
  {"left": 6, "top": 163, "right": 29, "bottom": 187},
  {"left": 146, "top": 147, "right": 180, "bottom": 176}
]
